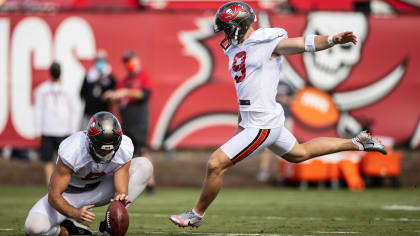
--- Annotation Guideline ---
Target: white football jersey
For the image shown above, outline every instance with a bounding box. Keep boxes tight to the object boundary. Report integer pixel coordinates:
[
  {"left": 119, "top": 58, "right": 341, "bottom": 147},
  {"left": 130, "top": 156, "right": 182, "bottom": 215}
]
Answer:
[
  {"left": 224, "top": 27, "right": 288, "bottom": 129},
  {"left": 57, "top": 131, "right": 133, "bottom": 188}
]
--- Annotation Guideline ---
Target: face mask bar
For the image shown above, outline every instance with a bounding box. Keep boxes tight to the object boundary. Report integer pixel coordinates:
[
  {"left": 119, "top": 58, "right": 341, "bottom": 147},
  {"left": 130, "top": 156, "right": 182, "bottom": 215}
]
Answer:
[
  {"left": 219, "top": 23, "right": 239, "bottom": 50},
  {"left": 88, "top": 138, "right": 118, "bottom": 163}
]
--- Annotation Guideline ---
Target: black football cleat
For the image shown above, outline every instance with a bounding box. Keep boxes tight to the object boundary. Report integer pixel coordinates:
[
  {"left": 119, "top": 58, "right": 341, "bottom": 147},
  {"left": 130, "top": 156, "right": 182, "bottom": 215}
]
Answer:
[
  {"left": 60, "top": 219, "right": 92, "bottom": 235},
  {"left": 98, "top": 220, "right": 111, "bottom": 236}
]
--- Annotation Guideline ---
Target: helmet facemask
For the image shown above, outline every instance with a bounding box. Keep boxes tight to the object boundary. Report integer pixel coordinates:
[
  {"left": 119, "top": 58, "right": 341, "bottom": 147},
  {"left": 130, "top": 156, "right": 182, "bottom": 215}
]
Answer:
[
  {"left": 215, "top": 21, "right": 241, "bottom": 49},
  {"left": 88, "top": 137, "right": 121, "bottom": 163}
]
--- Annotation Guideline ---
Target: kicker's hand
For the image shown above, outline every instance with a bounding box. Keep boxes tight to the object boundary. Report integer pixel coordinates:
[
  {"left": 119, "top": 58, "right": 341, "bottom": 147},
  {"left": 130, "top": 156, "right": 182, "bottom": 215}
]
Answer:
[
  {"left": 75, "top": 205, "right": 95, "bottom": 227},
  {"left": 112, "top": 193, "right": 132, "bottom": 206},
  {"left": 333, "top": 31, "right": 358, "bottom": 45}
]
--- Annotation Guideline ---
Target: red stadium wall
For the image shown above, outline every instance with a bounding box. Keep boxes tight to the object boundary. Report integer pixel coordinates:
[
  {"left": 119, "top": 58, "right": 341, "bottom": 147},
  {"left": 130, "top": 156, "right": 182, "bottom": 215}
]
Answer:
[
  {"left": 2, "top": 0, "right": 420, "bottom": 13},
  {"left": 0, "top": 12, "right": 419, "bottom": 149}
]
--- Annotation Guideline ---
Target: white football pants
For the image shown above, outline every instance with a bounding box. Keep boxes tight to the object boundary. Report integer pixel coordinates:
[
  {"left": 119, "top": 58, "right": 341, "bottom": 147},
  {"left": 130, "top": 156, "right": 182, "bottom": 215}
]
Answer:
[{"left": 221, "top": 126, "right": 296, "bottom": 164}]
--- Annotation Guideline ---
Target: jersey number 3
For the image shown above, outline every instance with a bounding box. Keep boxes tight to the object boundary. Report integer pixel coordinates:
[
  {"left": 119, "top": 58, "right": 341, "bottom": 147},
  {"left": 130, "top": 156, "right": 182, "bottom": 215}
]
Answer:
[{"left": 232, "top": 51, "right": 247, "bottom": 83}]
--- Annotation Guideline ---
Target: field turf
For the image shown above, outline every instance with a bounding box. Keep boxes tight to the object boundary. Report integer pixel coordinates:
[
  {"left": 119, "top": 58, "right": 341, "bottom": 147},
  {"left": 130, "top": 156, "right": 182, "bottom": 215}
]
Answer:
[{"left": 0, "top": 186, "right": 419, "bottom": 235}]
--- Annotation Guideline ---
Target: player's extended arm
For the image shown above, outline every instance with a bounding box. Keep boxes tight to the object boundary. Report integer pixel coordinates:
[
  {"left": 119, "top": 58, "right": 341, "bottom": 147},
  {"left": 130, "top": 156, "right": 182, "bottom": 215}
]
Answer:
[
  {"left": 113, "top": 161, "right": 132, "bottom": 205},
  {"left": 273, "top": 31, "right": 358, "bottom": 56},
  {"left": 48, "top": 158, "right": 95, "bottom": 226},
  {"left": 122, "top": 88, "right": 144, "bottom": 100},
  {"left": 103, "top": 88, "right": 145, "bottom": 101}
]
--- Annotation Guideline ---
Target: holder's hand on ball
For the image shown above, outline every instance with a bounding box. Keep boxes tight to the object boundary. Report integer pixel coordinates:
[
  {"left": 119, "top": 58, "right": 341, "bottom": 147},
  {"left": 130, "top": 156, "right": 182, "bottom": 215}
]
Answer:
[{"left": 112, "top": 193, "right": 132, "bottom": 206}]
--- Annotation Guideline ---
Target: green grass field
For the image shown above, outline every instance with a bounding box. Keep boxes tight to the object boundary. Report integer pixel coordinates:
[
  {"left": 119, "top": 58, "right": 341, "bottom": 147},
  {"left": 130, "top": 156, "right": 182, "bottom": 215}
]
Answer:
[{"left": 0, "top": 186, "right": 419, "bottom": 236}]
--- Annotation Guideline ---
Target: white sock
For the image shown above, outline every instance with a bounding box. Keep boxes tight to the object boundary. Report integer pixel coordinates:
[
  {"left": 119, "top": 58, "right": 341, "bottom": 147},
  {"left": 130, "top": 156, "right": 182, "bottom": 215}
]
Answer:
[
  {"left": 126, "top": 157, "right": 153, "bottom": 208},
  {"left": 192, "top": 208, "right": 204, "bottom": 218}
]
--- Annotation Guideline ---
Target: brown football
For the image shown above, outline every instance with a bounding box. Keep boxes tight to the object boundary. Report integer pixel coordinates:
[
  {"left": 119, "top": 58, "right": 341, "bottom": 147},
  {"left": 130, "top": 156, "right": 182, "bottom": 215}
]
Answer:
[{"left": 106, "top": 200, "right": 129, "bottom": 236}]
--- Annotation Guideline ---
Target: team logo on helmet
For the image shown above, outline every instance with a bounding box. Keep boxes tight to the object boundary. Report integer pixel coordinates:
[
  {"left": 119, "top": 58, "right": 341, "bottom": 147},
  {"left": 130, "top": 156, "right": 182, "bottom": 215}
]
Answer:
[
  {"left": 116, "top": 123, "right": 122, "bottom": 135},
  {"left": 219, "top": 5, "right": 246, "bottom": 22},
  {"left": 88, "top": 118, "right": 99, "bottom": 136}
]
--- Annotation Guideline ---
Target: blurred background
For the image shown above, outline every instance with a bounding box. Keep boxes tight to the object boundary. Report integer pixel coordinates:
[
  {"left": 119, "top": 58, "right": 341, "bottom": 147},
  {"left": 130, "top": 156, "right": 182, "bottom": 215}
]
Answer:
[{"left": 0, "top": 0, "right": 420, "bottom": 191}]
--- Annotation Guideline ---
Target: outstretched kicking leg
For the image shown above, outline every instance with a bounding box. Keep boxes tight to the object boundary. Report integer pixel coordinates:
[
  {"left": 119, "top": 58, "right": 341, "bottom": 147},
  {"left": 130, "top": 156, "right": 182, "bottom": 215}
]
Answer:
[{"left": 279, "top": 130, "right": 386, "bottom": 163}]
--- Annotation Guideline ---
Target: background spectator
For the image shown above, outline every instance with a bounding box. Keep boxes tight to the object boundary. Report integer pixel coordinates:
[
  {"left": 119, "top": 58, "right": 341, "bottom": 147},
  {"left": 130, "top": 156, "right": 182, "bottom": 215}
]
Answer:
[
  {"left": 33, "top": 62, "right": 79, "bottom": 185},
  {"left": 104, "top": 50, "right": 156, "bottom": 193},
  {"left": 80, "top": 49, "right": 116, "bottom": 130},
  {"left": 256, "top": 80, "right": 296, "bottom": 183}
]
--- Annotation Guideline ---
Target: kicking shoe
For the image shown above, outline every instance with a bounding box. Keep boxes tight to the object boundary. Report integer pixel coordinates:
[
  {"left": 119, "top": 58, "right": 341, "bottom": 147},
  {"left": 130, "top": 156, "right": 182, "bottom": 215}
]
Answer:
[
  {"left": 60, "top": 219, "right": 92, "bottom": 235},
  {"left": 352, "top": 130, "right": 387, "bottom": 154},
  {"left": 169, "top": 209, "right": 203, "bottom": 228},
  {"left": 98, "top": 220, "right": 111, "bottom": 236}
]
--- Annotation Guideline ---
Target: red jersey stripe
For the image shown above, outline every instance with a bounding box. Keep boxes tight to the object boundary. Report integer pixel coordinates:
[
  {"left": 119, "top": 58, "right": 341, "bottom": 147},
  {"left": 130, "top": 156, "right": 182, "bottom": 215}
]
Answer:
[{"left": 232, "top": 129, "right": 270, "bottom": 163}]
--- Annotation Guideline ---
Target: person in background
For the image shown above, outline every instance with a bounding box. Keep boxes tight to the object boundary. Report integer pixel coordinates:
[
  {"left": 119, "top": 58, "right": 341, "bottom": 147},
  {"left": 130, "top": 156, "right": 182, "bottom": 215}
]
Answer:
[
  {"left": 80, "top": 49, "right": 116, "bottom": 130},
  {"left": 34, "top": 62, "right": 79, "bottom": 185},
  {"left": 103, "top": 50, "right": 156, "bottom": 194},
  {"left": 256, "top": 80, "right": 295, "bottom": 182}
]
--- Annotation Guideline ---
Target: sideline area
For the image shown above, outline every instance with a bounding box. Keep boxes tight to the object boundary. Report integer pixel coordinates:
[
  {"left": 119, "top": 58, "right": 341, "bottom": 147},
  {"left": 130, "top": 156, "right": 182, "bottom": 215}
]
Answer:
[{"left": 1, "top": 149, "right": 419, "bottom": 187}]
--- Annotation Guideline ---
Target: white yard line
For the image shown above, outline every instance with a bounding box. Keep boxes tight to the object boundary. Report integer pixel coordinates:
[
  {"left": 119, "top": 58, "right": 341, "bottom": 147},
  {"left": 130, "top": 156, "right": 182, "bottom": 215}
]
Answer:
[
  {"left": 144, "top": 232, "right": 291, "bottom": 236},
  {"left": 382, "top": 205, "right": 420, "bottom": 211},
  {"left": 314, "top": 232, "right": 360, "bottom": 234},
  {"left": 0, "top": 229, "right": 14, "bottom": 231},
  {"left": 375, "top": 217, "right": 420, "bottom": 222}
]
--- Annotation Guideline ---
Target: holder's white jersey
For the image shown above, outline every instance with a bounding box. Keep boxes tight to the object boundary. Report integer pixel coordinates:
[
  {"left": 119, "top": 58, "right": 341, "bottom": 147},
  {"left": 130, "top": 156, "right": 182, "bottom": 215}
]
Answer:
[
  {"left": 57, "top": 131, "right": 133, "bottom": 188},
  {"left": 224, "top": 27, "right": 288, "bottom": 129}
]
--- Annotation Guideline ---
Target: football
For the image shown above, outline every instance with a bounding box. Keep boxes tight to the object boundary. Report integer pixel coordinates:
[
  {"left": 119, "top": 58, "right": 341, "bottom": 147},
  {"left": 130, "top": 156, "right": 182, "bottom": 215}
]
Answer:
[{"left": 106, "top": 200, "right": 129, "bottom": 236}]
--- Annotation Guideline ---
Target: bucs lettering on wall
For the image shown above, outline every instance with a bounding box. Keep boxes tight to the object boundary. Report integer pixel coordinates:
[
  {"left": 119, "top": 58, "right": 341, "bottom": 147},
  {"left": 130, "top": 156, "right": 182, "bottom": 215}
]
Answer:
[
  {"left": 0, "top": 15, "right": 95, "bottom": 147},
  {"left": 0, "top": 12, "right": 419, "bottom": 149}
]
